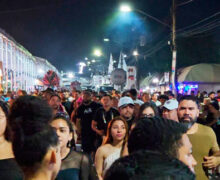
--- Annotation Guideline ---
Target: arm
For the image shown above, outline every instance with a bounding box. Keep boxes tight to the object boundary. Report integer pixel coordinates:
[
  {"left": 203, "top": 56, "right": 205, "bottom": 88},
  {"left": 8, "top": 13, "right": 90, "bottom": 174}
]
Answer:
[
  {"left": 95, "top": 147, "right": 105, "bottom": 180},
  {"left": 206, "top": 104, "right": 220, "bottom": 126},
  {"left": 91, "top": 120, "right": 104, "bottom": 136},
  {"left": 121, "top": 142, "right": 129, "bottom": 156},
  {"left": 80, "top": 154, "right": 98, "bottom": 180},
  {"left": 76, "top": 118, "right": 81, "bottom": 135},
  {"left": 203, "top": 128, "right": 220, "bottom": 168}
]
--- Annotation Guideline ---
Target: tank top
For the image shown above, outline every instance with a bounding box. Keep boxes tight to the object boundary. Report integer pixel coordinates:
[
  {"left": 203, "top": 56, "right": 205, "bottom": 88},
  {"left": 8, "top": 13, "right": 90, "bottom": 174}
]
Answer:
[{"left": 102, "top": 148, "right": 121, "bottom": 177}]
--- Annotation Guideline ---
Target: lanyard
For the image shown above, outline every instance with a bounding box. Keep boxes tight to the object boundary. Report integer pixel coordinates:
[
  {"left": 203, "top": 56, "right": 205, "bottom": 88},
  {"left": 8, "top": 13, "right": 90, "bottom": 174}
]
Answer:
[{"left": 103, "top": 109, "right": 114, "bottom": 124}]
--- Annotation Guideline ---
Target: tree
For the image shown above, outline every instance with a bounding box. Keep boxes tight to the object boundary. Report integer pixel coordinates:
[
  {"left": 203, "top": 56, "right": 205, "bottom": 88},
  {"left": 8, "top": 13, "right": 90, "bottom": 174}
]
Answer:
[{"left": 43, "top": 70, "right": 60, "bottom": 87}]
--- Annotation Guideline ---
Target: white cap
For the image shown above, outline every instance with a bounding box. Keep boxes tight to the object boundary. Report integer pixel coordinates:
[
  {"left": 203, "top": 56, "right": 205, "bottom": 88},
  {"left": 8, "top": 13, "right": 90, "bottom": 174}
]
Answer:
[
  {"left": 118, "top": 96, "right": 134, "bottom": 108},
  {"left": 163, "top": 99, "right": 178, "bottom": 110}
]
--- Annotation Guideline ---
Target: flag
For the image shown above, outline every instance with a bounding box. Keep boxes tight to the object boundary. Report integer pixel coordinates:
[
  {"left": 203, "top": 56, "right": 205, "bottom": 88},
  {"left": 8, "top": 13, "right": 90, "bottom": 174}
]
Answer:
[
  {"left": 118, "top": 51, "right": 122, "bottom": 69},
  {"left": 108, "top": 53, "right": 114, "bottom": 75},
  {"left": 118, "top": 51, "right": 127, "bottom": 72},
  {"left": 122, "top": 53, "right": 127, "bottom": 72}
]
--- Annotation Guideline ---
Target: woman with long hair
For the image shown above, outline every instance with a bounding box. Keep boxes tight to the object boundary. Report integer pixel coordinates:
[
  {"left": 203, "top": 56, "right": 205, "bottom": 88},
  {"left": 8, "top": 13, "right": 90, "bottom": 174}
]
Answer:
[
  {"left": 50, "top": 113, "right": 97, "bottom": 180},
  {"left": 95, "top": 116, "right": 128, "bottom": 180},
  {"left": 130, "top": 102, "right": 159, "bottom": 131},
  {"left": 8, "top": 96, "right": 61, "bottom": 180},
  {"left": 0, "top": 101, "right": 23, "bottom": 179},
  {"left": 137, "top": 102, "right": 159, "bottom": 119}
]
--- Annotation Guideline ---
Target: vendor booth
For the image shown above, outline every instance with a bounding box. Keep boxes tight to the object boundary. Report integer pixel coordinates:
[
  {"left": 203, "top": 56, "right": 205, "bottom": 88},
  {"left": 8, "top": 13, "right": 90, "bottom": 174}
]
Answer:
[{"left": 177, "top": 63, "right": 220, "bottom": 93}]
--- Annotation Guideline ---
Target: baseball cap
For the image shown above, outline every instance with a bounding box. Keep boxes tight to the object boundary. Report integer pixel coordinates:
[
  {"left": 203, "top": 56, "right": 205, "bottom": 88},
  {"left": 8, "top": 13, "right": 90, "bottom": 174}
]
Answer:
[
  {"left": 118, "top": 96, "right": 134, "bottom": 108},
  {"left": 163, "top": 99, "right": 178, "bottom": 110}
]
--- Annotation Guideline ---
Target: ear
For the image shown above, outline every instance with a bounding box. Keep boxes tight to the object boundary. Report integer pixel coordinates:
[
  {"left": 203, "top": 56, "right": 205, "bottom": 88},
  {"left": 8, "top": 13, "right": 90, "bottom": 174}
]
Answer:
[
  {"left": 68, "top": 132, "right": 73, "bottom": 141},
  {"left": 49, "top": 150, "right": 56, "bottom": 164},
  {"left": 196, "top": 108, "right": 199, "bottom": 118}
]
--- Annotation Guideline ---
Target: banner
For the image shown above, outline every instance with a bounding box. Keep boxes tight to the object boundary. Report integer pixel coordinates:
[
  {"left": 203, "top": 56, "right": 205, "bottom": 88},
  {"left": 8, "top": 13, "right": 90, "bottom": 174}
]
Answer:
[{"left": 125, "top": 66, "right": 136, "bottom": 89}]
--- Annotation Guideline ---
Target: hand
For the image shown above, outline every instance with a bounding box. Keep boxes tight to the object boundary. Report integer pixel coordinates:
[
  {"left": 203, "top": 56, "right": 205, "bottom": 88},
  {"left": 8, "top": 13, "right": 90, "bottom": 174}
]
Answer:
[
  {"left": 97, "top": 130, "right": 104, "bottom": 136},
  {"left": 203, "top": 156, "right": 220, "bottom": 168}
]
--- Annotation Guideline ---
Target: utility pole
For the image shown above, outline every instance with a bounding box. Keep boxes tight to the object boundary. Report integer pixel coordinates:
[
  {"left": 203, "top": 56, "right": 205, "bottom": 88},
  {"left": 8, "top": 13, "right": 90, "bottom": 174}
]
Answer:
[
  {"left": 171, "top": 0, "right": 177, "bottom": 95},
  {"left": 135, "top": 55, "right": 139, "bottom": 90}
]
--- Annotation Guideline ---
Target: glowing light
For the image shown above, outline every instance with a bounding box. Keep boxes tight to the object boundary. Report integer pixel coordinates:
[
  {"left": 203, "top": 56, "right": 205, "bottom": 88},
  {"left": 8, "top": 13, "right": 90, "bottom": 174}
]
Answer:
[
  {"left": 67, "top": 72, "right": 74, "bottom": 78},
  {"left": 120, "top": 4, "right": 132, "bottom": 12},
  {"left": 133, "top": 50, "right": 138, "bottom": 56},
  {"left": 177, "top": 83, "right": 199, "bottom": 94},
  {"left": 34, "top": 79, "right": 39, "bottom": 85},
  {"left": 152, "top": 78, "right": 159, "bottom": 83},
  {"left": 104, "top": 38, "right": 109, "bottom": 42},
  {"left": 94, "top": 49, "right": 102, "bottom": 57},
  {"left": 38, "top": 69, "right": 44, "bottom": 75},
  {"left": 79, "top": 62, "right": 86, "bottom": 74},
  {"left": 85, "top": 57, "right": 88, "bottom": 60},
  {"left": 91, "top": 59, "right": 96, "bottom": 63}
]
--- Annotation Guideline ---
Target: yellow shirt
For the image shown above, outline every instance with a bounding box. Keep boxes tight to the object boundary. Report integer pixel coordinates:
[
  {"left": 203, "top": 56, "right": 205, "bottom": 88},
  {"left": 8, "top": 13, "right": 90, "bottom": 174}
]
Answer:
[{"left": 188, "top": 123, "right": 219, "bottom": 180}]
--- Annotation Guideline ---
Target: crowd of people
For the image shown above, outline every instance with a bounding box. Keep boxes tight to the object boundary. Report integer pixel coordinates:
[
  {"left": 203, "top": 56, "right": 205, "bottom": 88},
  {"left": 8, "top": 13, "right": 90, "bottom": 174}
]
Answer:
[{"left": 0, "top": 87, "right": 219, "bottom": 180}]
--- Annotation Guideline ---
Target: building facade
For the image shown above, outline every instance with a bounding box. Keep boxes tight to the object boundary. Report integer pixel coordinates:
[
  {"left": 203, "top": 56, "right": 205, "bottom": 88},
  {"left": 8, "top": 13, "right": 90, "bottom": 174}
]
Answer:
[{"left": 0, "top": 28, "right": 59, "bottom": 92}]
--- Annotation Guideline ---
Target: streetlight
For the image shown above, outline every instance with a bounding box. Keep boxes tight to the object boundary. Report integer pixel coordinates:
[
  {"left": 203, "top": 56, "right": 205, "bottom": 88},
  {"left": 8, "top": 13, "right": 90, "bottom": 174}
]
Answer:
[
  {"left": 103, "top": 38, "right": 110, "bottom": 42},
  {"left": 133, "top": 49, "right": 140, "bottom": 89},
  {"left": 120, "top": 4, "right": 132, "bottom": 12},
  {"left": 119, "top": 4, "right": 170, "bottom": 28},
  {"left": 93, "top": 49, "right": 102, "bottom": 57},
  {"left": 133, "top": 50, "right": 138, "bottom": 56},
  {"left": 67, "top": 72, "right": 74, "bottom": 78}
]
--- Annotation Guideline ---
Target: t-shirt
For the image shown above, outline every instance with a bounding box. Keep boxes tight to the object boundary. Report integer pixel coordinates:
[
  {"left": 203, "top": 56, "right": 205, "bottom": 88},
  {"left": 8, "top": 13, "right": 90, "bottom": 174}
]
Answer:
[
  {"left": 126, "top": 116, "right": 135, "bottom": 130},
  {"left": 188, "top": 123, "right": 219, "bottom": 180},
  {"left": 0, "top": 158, "right": 23, "bottom": 180},
  {"left": 94, "top": 107, "right": 120, "bottom": 135},
  {"left": 76, "top": 101, "right": 102, "bottom": 139},
  {"left": 62, "top": 101, "right": 72, "bottom": 116}
]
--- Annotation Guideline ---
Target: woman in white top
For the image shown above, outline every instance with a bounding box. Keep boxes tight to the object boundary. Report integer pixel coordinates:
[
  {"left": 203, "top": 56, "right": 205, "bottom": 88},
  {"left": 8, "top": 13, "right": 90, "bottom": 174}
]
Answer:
[{"left": 95, "top": 116, "right": 128, "bottom": 180}]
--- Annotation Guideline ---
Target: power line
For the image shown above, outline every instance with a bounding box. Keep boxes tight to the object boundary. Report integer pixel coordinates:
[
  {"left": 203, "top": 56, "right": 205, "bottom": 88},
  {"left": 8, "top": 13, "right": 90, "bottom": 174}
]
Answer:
[
  {"left": 0, "top": 1, "right": 75, "bottom": 14},
  {"left": 176, "top": 12, "right": 220, "bottom": 32},
  {"left": 141, "top": 18, "right": 219, "bottom": 57},
  {"left": 177, "top": 0, "right": 194, "bottom": 7},
  {"left": 135, "top": 9, "right": 171, "bottom": 28}
]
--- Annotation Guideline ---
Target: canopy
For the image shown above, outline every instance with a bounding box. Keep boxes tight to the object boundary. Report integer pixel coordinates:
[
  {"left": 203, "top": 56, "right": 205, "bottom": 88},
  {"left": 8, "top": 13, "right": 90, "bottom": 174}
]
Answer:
[{"left": 178, "top": 63, "right": 220, "bottom": 83}]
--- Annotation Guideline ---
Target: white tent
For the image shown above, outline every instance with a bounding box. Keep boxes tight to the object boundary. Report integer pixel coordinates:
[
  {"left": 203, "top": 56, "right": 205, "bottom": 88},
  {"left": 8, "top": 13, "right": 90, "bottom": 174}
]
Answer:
[
  {"left": 178, "top": 63, "right": 220, "bottom": 92},
  {"left": 178, "top": 63, "right": 220, "bottom": 83}
]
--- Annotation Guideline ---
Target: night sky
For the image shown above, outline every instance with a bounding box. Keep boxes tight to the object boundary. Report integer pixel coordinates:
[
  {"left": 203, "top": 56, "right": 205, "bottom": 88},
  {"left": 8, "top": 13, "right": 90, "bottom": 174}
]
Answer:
[{"left": 0, "top": 0, "right": 219, "bottom": 72}]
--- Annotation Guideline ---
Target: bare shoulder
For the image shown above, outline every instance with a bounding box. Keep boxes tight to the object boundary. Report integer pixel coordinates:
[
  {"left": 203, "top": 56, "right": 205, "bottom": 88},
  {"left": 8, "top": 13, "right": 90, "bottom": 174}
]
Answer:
[{"left": 96, "top": 144, "right": 112, "bottom": 156}]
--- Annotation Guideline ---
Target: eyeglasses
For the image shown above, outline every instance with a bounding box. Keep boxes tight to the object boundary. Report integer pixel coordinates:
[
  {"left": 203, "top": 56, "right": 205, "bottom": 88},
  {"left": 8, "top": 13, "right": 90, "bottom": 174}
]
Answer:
[{"left": 141, "top": 113, "right": 154, "bottom": 118}]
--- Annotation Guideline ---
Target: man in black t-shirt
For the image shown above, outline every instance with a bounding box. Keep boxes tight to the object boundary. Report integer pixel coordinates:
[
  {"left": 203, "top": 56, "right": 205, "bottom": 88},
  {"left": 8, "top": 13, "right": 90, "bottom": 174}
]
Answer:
[
  {"left": 75, "top": 90, "right": 101, "bottom": 154},
  {"left": 92, "top": 94, "right": 119, "bottom": 147}
]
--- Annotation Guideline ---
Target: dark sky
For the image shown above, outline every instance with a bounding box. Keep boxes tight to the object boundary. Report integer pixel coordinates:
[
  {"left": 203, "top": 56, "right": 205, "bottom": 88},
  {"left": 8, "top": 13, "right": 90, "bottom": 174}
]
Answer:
[{"left": 0, "top": 0, "right": 219, "bottom": 72}]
